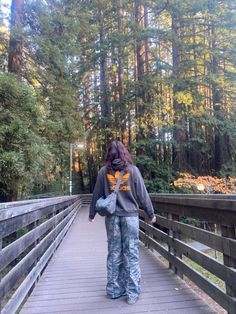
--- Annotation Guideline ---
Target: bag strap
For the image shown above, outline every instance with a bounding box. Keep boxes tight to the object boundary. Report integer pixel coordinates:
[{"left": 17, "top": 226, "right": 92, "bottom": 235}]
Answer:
[{"left": 114, "top": 170, "right": 124, "bottom": 193}]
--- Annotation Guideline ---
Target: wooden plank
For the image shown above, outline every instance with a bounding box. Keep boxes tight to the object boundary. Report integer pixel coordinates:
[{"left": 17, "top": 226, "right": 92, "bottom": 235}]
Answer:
[
  {"left": 0, "top": 196, "right": 77, "bottom": 210},
  {"left": 146, "top": 212, "right": 236, "bottom": 258},
  {"left": 25, "top": 287, "right": 191, "bottom": 302},
  {"left": 0, "top": 199, "right": 46, "bottom": 210},
  {"left": 21, "top": 293, "right": 201, "bottom": 308},
  {"left": 79, "top": 193, "right": 236, "bottom": 203},
  {"left": 19, "top": 207, "right": 214, "bottom": 314},
  {"left": 221, "top": 225, "right": 236, "bottom": 300},
  {"left": 0, "top": 201, "right": 79, "bottom": 271},
  {"left": 20, "top": 299, "right": 213, "bottom": 314},
  {"left": 0, "top": 208, "right": 76, "bottom": 302},
  {"left": 152, "top": 202, "right": 236, "bottom": 225},
  {"left": 140, "top": 220, "right": 236, "bottom": 287},
  {"left": 174, "top": 239, "right": 236, "bottom": 287},
  {"left": 0, "top": 196, "right": 77, "bottom": 221},
  {"left": 2, "top": 211, "right": 77, "bottom": 314},
  {"left": 0, "top": 199, "right": 78, "bottom": 239},
  {"left": 152, "top": 196, "right": 236, "bottom": 211},
  {"left": 150, "top": 194, "right": 236, "bottom": 199},
  {"left": 140, "top": 231, "right": 236, "bottom": 313}
]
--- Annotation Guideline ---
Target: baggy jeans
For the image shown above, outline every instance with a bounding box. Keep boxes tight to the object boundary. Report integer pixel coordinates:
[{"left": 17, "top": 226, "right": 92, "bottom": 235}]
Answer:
[{"left": 105, "top": 215, "right": 141, "bottom": 300}]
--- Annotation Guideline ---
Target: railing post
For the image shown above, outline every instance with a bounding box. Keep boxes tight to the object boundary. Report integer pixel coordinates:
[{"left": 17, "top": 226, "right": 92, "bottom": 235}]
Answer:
[
  {"left": 167, "top": 213, "right": 183, "bottom": 278},
  {"left": 145, "top": 215, "right": 154, "bottom": 251},
  {"left": 27, "top": 219, "right": 40, "bottom": 296},
  {"left": 52, "top": 205, "right": 57, "bottom": 253},
  {"left": 221, "top": 225, "right": 236, "bottom": 314}
]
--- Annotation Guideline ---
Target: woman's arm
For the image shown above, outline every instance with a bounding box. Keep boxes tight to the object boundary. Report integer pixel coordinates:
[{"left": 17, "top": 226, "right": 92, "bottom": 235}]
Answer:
[
  {"left": 89, "top": 168, "right": 105, "bottom": 220},
  {"left": 134, "top": 166, "right": 156, "bottom": 222}
]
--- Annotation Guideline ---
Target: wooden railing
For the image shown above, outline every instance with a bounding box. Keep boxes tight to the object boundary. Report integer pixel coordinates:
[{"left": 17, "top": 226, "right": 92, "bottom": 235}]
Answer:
[
  {"left": 0, "top": 195, "right": 90, "bottom": 314},
  {"left": 140, "top": 194, "right": 236, "bottom": 314},
  {"left": 1, "top": 193, "right": 236, "bottom": 313}
]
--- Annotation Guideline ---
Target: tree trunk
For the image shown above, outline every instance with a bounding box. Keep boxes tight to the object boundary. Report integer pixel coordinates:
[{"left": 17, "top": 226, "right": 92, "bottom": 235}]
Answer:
[
  {"left": 211, "top": 23, "right": 223, "bottom": 172},
  {"left": 99, "top": 7, "right": 110, "bottom": 127},
  {"left": 98, "top": 5, "right": 111, "bottom": 154},
  {"left": 75, "top": 152, "right": 85, "bottom": 193},
  {"left": 8, "top": 0, "right": 24, "bottom": 76},
  {"left": 189, "top": 23, "right": 202, "bottom": 174},
  {"left": 135, "top": 0, "right": 146, "bottom": 152},
  {"left": 171, "top": 10, "right": 187, "bottom": 171},
  {"left": 117, "top": 0, "right": 126, "bottom": 141},
  {"left": 80, "top": 35, "right": 98, "bottom": 192}
]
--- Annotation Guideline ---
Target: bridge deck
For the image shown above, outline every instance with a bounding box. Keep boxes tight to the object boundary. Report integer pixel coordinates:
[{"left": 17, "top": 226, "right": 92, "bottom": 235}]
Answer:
[{"left": 20, "top": 207, "right": 215, "bottom": 314}]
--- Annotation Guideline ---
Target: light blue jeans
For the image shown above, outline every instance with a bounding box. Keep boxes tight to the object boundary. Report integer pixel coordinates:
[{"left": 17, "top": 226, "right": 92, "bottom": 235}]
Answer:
[{"left": 105, "top": 215, "right": 141, "bottom": 300}]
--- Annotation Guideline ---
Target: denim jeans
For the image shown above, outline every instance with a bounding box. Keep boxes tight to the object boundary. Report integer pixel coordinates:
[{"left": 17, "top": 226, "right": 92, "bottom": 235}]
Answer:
[{"left": 105, "top": 215, "right": 141, "bottom": 300}]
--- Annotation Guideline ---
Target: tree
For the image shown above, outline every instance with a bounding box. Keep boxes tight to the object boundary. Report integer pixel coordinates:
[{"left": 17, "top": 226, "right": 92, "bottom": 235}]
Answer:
[
  {"left": 8, "top": 0, "right": 24, "bottom": 75},
  {"left": 0, "top": 73, "right": 49, "bottom": 200},
  {"left": 1, "top": 0, "right": 236, "bottom": 198}
]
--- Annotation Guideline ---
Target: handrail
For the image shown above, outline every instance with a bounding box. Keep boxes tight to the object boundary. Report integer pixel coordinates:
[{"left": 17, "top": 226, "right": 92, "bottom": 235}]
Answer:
[
  {"left": 0, "top": 194, "right": 91, "bottom": 314},
  {"left": 1, "top": 193, "right": 235, "bottom": 313},
  {"left": 140, "top": 194, "right": 236, "bottom": 314},
  {"left": 0, "top": 195, "right": 73, "bottom": 210},
  {"left": 22, "top": 192, "right": 64, "bottom": 200}
]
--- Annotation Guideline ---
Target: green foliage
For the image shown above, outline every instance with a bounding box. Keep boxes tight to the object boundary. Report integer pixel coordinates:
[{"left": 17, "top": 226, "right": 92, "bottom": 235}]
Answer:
[
  {"left": 21, "top": 0, "right": 85, "bottom": 196},
  {"left": 144, "top": 176, "right": 175, "bottom": 193},
  {"left": 134, "top": 140, "right": 175, "bottom": 193},
  {"left": 174, "top": 91, "right": 193, "bottom": 106},
  {"left": 1, "top": 0, "right": 236, "bottom": 197},
  {"left": 180, "top": 217, "right": 200, "bottom": 227},
  {"left": 0, "top": 73, "right": 50, "bottom": 199}
]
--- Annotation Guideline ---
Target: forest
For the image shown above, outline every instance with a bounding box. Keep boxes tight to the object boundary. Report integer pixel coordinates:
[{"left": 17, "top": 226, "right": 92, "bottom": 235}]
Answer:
[{"left": 0, "top": 0, "right": 236, "bottom": 201}]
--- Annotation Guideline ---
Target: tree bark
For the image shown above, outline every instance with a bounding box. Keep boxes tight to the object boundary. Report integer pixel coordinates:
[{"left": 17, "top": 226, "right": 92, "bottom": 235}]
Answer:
[
  {"left": 99, "top": 7, "right": 110, "bottom": 122},
  {"left": 99, "top": 5, "right": 111, "bottom": 151},
  {"left": 211, "top": 22, "right": 223, "bottom": 172},
  {"left": 171, "top": 9, "right": 188, "bottom": 171},
  {"left": 8, "top": 0, "right": 24, "bottom": 76},
  {"left": 80, "top": 35, "right": 96, "bottom": 192},
  {"left": 117, "top": 0, "right": 126, "bottom": 141},
  {"left": 189, "top": 22, "right": 203, "bottom": 174},
  {"left": 75, "top": 152, "right": 85, "bottom": 193},
  {"left": 135, "top": 0, "right": 146, "bottom": 148}
]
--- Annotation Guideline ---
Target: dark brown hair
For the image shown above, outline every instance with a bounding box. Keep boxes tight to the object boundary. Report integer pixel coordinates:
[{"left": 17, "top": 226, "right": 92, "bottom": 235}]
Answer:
[{"left": 105, "top": 140, "right": 132, "bottom": 170}]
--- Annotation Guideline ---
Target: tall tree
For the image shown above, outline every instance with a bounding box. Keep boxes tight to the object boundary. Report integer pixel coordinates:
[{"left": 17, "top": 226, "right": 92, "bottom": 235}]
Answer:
[
  {"left": 8, "top": 0, "right": 24, "bottom": 75},
  {"left": 117, "top": 0, "right": 126, "bottom": 141},
  {"left": 170, "top": 5, "right": 188, "bottom": 171},
  {"left": 98, "top": 2, "right": 111, "bottom": 150},
  {"left": 1, "top": 0, "right": 236, "bottom": 198}
]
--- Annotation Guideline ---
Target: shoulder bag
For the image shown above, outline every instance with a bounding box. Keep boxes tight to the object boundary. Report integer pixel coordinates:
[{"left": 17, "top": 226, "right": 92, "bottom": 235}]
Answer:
[{"left": 95, "top": 170, "right": 124, "bottom": 216}]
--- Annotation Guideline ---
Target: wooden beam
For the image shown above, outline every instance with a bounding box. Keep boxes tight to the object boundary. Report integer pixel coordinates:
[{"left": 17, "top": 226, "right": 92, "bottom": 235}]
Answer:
[
  {"left": 0, "top": 209, "right": 76, "bottom": 302},
  {"left": 2, "top": 211, "right": 77, "bottom": 314},
  {"left": 139, "top": 230, "right": 236, "bottom": 313},
  {"left": 0, "top": 201, "right": 79, "bottom": 271}
]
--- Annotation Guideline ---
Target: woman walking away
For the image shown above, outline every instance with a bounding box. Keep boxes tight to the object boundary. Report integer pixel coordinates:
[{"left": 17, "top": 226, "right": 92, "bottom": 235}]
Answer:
[{"left": 88, "top": 140, "right": 156, "bottom": 305}]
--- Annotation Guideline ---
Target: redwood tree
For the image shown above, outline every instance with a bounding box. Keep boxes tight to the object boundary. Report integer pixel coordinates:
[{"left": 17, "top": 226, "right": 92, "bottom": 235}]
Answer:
[{"left": 8, "top": 0, "right": 24, "bottom": 76}]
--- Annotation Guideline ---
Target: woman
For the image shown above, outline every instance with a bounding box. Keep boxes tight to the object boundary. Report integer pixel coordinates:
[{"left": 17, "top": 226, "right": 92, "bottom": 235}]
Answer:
[{"left": 88, "top": 140, "right": 156, "bottom": 305}]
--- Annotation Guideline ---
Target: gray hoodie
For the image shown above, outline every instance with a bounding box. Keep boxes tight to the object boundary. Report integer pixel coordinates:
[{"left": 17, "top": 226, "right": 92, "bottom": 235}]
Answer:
[{"left": 89, "top": 163, "right": 155, "bottom": 219}]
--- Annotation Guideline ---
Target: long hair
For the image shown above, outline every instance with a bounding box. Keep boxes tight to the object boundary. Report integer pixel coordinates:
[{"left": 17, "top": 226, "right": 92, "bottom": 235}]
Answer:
[{"left": 105, "top": 140, "right": 132, "bottom": 170}]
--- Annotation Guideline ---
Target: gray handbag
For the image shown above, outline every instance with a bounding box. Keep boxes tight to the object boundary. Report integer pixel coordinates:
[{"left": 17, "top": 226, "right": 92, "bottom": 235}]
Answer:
[{"left": 95, "top": 170, "right": 124, "bottom": 216}]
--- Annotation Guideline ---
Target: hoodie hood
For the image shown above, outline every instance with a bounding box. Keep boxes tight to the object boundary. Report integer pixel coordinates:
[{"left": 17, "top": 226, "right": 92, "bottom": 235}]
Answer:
[{"left": 111, "top": 158, "right": 125, "bottom": 170}]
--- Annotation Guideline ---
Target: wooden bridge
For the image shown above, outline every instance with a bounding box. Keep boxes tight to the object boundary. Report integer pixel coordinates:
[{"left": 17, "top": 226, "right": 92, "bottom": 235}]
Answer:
[{"left": 0, "top": 194, "right": 236, "bottom": 313}]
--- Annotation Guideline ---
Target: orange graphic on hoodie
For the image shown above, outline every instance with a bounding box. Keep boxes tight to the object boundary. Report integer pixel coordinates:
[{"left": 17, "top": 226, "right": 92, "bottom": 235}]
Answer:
[{"left": 107, "top": 171, "right": 131, "bottom": 191}]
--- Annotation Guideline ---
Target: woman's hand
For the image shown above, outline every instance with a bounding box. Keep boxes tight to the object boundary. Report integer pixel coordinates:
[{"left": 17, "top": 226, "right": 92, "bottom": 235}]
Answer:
[{"left": 150, "top": 216, "right": 156, "bottom": 224}]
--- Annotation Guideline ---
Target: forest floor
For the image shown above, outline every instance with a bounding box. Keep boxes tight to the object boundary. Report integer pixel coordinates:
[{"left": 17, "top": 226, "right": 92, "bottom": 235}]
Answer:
[{"left": 173, "top": 173, "right": 236, "bottom": 194}]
